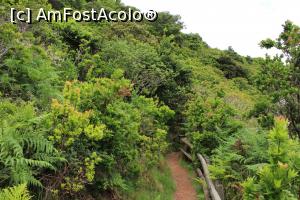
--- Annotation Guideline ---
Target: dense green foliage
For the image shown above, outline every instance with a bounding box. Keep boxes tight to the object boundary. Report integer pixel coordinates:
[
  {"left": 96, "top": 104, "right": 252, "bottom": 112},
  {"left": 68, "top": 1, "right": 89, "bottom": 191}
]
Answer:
[
  {"left": 0, "top": 184, "right": 31, "bottom": 200},
  {"left": 0, "top": 0, "right": 300, "bottom": 199},
  {"left": 0, "top": 101, "right": 64, "bottom": 187},
  {"left": 45, "top": 76, "right": 173, "bottom": 198},
  {"left": 185, "top": 95, "right": 242, "bottom": 155},
  {"left": 256, "top": 21, "right": 300, "bottom": 138},
  {"left": 243, "top": 117, "right": 300, "bottom": 200}
]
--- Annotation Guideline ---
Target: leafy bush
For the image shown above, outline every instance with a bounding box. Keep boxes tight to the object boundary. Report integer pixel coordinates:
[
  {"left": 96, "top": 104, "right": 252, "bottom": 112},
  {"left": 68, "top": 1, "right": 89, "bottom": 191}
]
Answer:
[
  {"left": 243, "top": 117, "right": 300, "bottom": 200},
  {"left": 210, "top": 128, "right": 268, "bottom": 200},
  {"left": 185, "top": 95, "right": 242, "bottom": 155},
  {"left": 211, "top": 117, "right": 300, "bottom": 200},
  {"left": 0, "top": 45, "right": 60, "bottom": 106},
  {"left": 216, "top": 56, "right": 248, "bottom": 79},
  {"left": 46, "top": 72, "right": 174, "bottom": 197}
]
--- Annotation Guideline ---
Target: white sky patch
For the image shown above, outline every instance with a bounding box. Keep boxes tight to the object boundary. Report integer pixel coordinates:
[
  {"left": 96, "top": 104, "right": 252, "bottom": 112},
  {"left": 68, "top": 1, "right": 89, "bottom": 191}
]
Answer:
[{"left": 122, "top": 0, "right": 300, "bottom": 57}]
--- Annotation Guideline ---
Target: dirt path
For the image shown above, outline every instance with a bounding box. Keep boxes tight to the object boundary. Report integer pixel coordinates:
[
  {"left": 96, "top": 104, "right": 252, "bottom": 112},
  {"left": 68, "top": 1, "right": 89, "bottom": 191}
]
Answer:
[{"left": 167, "top": 152, "right": 198, "bottom": 200}]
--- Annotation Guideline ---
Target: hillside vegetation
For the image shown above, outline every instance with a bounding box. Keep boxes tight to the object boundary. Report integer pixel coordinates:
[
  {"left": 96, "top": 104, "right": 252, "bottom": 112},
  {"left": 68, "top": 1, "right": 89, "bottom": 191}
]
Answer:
[{"left": 1, "top": 0, "right": 300, "bottom": 199}]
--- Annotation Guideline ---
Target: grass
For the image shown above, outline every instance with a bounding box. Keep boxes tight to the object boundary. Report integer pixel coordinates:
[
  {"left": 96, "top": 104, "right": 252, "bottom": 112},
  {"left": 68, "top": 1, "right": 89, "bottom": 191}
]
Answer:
[
  {"left": 179, "top": 158, "right": 205, "bottom": 200},
  {"left": 122, "top": 159, "right": 176, "bottom": 200}
]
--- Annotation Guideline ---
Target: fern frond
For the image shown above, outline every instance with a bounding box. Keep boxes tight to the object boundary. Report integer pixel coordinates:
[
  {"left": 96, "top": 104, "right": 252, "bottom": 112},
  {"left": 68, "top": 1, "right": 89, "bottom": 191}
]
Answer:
[
  {"left": 0, "top": 127, "right": 63, "bottom": 187},
  {"left": 0, "top": 184, "right": 31, "bottom": 200},
  {"left": 20, "top": 134, "right": 56, "bottom": 154},
  {"left": 20, "top": 158, "right": 56, "bottom": 170}
]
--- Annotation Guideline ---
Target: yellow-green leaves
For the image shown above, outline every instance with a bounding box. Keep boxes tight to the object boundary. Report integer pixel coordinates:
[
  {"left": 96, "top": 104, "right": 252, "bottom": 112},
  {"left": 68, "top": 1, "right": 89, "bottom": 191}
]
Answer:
[
  {"left": 48, "top": 76, "right": 173, "bottom": 195},
  {"left": 84, "top": 124, "right": 106, "bottom": 141},
  {"left": 84, "top": 152, "right": 101, "bottom": 182},
  {"left": 243, "top": 117, "right": 300, "bottom": 200},
  {"left": 51, "top": 99, "right": 94, "bottom": 146},
  {"left": 0, "top": 184, "right": 31, "bottom": 200}
]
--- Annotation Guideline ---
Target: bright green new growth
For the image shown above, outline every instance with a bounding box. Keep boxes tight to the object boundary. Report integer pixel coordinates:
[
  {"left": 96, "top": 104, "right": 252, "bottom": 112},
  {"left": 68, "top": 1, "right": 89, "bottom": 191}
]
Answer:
[
  {"left": 243, "top": 117, "right": 300, "bottom": 200},
  {"left": 46, "top": 73, "right": 174, "bottom": 196},
  {"left": 0, "top": 184, "right": 31, "bottom": 200}
]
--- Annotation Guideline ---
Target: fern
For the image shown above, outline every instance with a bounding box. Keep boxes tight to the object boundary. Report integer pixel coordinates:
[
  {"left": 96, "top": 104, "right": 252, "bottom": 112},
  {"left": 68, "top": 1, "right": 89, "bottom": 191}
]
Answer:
[
  {"left": 0, "top": 184, "right": 31, "bottom": 200},
  {"left": 0, "top": 127, "right": 63, "bottom": 187},
  {"left": 0, "top": 101, "right": 65, "bottom": 187}
]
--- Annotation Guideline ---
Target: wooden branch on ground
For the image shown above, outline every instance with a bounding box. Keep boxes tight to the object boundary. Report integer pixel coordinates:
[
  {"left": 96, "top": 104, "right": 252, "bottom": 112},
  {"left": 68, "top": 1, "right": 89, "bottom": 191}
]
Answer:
[
  {"left": 179, "top": 137, "right": 223, "bottom": 200},
  {"left": 196, "top": 168, "right": 211, "bottom": 200},
  {"left": 181, "top": 137, "right": 193, "bottom": 148},
  {"left": 214, "top": 180, "right": 225, "bottom": 200},
  {"left": 179, "top": 148, "right": 193, "bottom": 161},
  {"left": 197, "top": 153, "right": 222, "bottom": 200}
]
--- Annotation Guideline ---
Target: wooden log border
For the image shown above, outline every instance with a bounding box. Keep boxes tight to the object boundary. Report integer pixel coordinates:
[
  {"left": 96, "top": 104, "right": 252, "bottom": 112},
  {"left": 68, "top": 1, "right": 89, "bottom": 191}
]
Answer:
[{"left": 180, "top": 137, "right": 223, "bottom": 200}]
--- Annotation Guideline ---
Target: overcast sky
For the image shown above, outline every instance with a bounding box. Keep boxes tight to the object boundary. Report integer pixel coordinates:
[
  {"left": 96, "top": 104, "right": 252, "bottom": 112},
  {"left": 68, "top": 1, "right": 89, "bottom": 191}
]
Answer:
[{"left": 122, "top": 0, "right": 300, "bottom": 57}]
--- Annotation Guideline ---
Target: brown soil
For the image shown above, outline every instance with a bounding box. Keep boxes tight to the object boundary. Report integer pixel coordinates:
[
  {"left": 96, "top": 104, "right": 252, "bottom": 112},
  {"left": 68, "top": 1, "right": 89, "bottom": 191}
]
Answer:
[{"left": 167, "top": 152, "right": 198, "bottom": 200}]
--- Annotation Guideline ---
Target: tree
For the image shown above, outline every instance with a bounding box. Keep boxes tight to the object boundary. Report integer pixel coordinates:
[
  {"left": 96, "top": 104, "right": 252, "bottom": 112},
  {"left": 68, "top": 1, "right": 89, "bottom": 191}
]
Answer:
[
  {"left": 147, "top": 12, "right": 183, "bottom": 37},
  {"left": 259, "top": 20, "right": 300, "bottom": 137},
  {"left": 216, "top": 56, "right": 248, "bottom": 79}
]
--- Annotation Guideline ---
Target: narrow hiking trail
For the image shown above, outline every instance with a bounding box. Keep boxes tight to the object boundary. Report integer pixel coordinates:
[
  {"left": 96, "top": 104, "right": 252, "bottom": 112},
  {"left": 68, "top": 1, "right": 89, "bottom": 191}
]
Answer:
[{"left": 167, "top": 152, "right": 198, "bottom": 200}]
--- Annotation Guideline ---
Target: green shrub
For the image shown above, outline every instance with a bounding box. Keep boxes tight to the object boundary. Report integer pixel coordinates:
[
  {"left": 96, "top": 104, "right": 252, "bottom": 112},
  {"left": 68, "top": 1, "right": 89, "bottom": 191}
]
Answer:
[
  {"left": 243, "top": 117, "right": 300, "bottom": 200},
  {"left": 46, "top": 72, "right": 174, "bottom": 197},
  {"left": 185, "top": 95, "right": 242, "bottom": 155}
]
